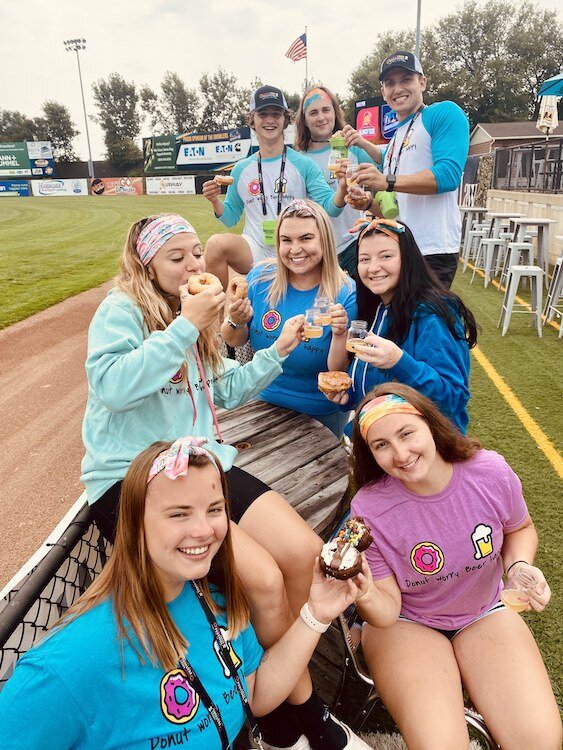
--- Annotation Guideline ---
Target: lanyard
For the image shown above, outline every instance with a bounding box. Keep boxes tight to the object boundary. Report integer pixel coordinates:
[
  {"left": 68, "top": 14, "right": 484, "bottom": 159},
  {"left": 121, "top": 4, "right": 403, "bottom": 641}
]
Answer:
[
  {"left": 181, "top": 580, "right": 263, "bottom": 750},
  {"left": 257, "top": 146, "right": 287, "bottom": 217},
  {"left": 350, "top": 303, "right": 388, "bottom": 397},
  {"left": 385, "top": 106, "right": 425, "bottom": 176}
]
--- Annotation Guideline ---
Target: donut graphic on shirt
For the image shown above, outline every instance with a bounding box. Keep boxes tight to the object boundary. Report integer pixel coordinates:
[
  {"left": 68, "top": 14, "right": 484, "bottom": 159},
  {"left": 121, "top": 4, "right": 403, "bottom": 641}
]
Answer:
[
  {"left": 170, "top": 368, "right": 183, "bottom": 384},
  {"left": 248, "top": 179, "right": 261, "bottom": 196},
  {"left": 262, "top": 309, "right": 282, "bottom": 332},
  {"left": 160, "top": 668, "right": 200, "bottom": 724},
  {"left": 410, "top": 541, "right": 445, "bottom": 575}
]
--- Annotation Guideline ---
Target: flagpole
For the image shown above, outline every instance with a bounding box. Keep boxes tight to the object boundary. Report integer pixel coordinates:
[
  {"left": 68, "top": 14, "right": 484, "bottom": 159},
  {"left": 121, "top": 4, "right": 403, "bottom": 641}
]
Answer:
[{"left": 305, "top": 26, "right": 308, "bottom": 89}]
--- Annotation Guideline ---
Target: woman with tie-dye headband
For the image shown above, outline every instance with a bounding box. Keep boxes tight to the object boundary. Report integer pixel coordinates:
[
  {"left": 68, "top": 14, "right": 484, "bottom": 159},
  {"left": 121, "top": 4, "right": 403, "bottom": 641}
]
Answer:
[
  {"left": 347, "top": 383, "right": 560, "bottom": 750},
  {"left": 0, "top": 436, "right": 369, "bottom": 749},
  {"left": 325, "top": 217, "right": 478, "bottom": 433},
  {"left": 79, "top": 214, "right": 371, "bottom": 750}
]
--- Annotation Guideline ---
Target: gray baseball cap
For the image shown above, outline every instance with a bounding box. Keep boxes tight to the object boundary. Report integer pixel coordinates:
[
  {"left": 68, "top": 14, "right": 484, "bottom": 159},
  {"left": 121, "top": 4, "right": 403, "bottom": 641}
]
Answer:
[
  {"left": 379, "top": 51, "right": 424, "bottom": 81},
  {"left": 249, "top": 85, "right": 289, "bottom": 112}
]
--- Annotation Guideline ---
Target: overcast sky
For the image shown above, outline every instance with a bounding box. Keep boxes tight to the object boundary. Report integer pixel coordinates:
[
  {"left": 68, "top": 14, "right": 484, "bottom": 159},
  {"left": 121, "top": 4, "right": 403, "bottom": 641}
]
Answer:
[{"left": 2, "top": 0, "right": 562, "bottom": 160}]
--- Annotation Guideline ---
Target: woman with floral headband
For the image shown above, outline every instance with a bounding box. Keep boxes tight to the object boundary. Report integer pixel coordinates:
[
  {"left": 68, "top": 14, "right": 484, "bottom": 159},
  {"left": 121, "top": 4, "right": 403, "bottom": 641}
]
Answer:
[
  {"left": 221, "top": 199, "right": 357, "bottom": 438},
  {"left": 294, "top": 86, "right": 381, "bottom": 276},
  {"left": 80, "top": 214, "right": 369, "bottom": 750},
  {"left": 0, "top": 436, "right": 370, "bottom": 749},
  {"left": 326, "top": 217, "right": 477, "bottom": 433},
  {"left": 348, "top": 384, "right": 561, "bottom": 750}
]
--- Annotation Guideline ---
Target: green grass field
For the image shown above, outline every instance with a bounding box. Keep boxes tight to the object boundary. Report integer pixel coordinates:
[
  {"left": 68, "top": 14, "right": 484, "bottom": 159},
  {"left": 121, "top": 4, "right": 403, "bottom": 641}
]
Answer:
[{"left": 1, "top": 196, "right": 561, "bottom": 708}]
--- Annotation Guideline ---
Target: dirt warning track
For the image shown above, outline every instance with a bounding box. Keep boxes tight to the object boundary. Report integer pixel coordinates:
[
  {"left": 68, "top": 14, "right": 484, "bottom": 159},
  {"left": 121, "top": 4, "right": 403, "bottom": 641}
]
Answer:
[{"left": 0, "top": 282, "right": 112, "bottom": 589}]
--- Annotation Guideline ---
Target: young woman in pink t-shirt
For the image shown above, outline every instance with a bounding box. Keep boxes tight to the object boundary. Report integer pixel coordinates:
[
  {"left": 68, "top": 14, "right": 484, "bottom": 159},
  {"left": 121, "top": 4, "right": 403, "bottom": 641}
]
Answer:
[{"left": 349, "top": 383, "right": 561, "bottom": 750}]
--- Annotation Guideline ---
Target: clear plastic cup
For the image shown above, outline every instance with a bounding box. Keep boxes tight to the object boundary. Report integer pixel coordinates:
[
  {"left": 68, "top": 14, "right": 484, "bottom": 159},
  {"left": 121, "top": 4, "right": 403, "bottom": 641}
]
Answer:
[
  {"left": 346, "top": 320, "right": 368, "bottom": 353},
  {"left": 313, "top": 296, "right": 332, "bottom": 326},
  {"left": 303, "top": 308, "right": 324, "bottom": 339},
  {"left": 501, "top": 565, "right": 538, "bottom": 612}
]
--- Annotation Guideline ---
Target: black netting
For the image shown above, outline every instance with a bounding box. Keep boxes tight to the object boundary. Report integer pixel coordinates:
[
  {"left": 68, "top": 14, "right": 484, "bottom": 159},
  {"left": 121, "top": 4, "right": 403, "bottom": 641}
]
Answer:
[{"left": 0, "top": 506, "right": 112, "bottom": 689}]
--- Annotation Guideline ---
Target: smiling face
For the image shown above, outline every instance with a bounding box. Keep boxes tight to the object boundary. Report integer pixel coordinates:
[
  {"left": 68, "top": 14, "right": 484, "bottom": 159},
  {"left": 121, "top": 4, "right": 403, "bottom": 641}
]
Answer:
[
  {"left": 366, "top": 412, "right": 449, "bottom": 493},
  {"left": 147, "top": 232, "right": 205, "bottom": 299},
  {"left": 278, "top": 215, "right": 324, "bottom": 285},
  {"left": 144, "top": 464, "right": 229, "bottom": 601},
  {"left": 380, "top": 69, "right": 426, "bottom": 120},
  {"left": 357, "top": 233, "right": 401, "bottom": 304},
  {"left": 252, "top": 106, "right": 286, "bottom": 147},
  {"left": 304, "top": 99, "right": 336, "bottom": 142}
]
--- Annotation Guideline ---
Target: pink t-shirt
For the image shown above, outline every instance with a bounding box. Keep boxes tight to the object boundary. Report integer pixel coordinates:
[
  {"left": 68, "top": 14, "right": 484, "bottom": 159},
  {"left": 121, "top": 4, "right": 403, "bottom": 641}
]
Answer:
[{"left": 351, "top": 450, "right": 529, "bottom": 629}]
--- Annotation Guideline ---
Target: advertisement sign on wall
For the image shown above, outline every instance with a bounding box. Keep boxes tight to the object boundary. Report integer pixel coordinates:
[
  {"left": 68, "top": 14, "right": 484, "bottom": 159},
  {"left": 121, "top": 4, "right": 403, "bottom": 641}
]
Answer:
[
  {"left": 91, "top": 177, "right": 144, "bottom": 196},
  {"left": 0, "top": 180, "right": 30, "bottom": 197},
  {"left": 354, "top": 98, "right": 397, "bottom": 144},
  {"left": 26, "top": 141, "right": 56, "bottom": 177},
  {"left": 143, "top": 127, "right": 253, "bottom": 173},
  {"left": 31, "top": 179, "right": 88, "bottom": 196},
  {"left": 146, "top": 175, "right": 196, "bottom": 195},
  {"left": 0, "top": 143, "right": 31, "bottom": 177}
]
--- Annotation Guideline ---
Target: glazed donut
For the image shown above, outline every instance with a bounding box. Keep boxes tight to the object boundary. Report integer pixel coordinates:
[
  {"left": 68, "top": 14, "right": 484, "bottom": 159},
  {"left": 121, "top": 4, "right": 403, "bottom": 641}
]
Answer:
[
  {"left": 317, "top": 371, "right": 352, "bottom": 396},
  {"left": 214, "top": 174, "right": 234, "bottom": 186},
  {"left": 228, "top": 276, "right": 248, "bottom": 300},
  {"left": 410, "top": 542, "right": 444, "bottom": 575},
  {"left": 187, "top": 272, "right": 222, "bottom": 295},
  {"left": 160, "top": 669, "right": 200, "bottom": 723}
]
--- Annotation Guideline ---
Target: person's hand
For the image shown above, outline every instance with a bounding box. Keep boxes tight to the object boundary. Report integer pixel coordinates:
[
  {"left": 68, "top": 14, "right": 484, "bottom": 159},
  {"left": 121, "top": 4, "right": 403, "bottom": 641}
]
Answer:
[
  {"left": 227, "top": 297, "right": 253, "bottom": 326},
  {"left": 508, "top": 562, "right": 551, "bottom": 612},
  {"left": 322, "top": 389, "right": 350, "bottom": 405},
  {"left": 275, "top": 315, "right": 304, "bottom": 357},
  {"left": 307, "top": 557, "right": 365, "bottom": 625},
  {"left": 354, "top": 334, "right": 403, "bottom": 369},
  {"left": 343, "top": 124, "right": 366, "bottom": 150},
  {"left": 355, "top": 164, "right": 387, "bottom": 193},
  {"left": 346, "top": 186, "right": 373, "bottom": 211},
  {"left": 329, "top": 303, "right": 348, "bottom": 337},
  {"left": 202, "top": 179, "right": 222, "bottom": 203},
  {"left": 354, "top": 556, "right": 374, "bottom": 604},
  {"left": 179, "top": 283, "right": 225, "bottom": 331}
]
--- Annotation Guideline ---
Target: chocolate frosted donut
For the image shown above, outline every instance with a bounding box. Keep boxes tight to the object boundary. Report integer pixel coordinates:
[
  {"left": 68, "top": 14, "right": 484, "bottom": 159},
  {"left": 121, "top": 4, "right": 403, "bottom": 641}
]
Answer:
[
  {"left": 338, "top": 516, "right": 373, "bottom": 553},
  {"left": 320, "top": 539, "right": 362, "bottom": 580}
]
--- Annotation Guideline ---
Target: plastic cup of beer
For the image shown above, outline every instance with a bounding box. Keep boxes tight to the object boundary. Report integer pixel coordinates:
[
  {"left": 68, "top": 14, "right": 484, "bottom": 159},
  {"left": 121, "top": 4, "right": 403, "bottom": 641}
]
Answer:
[
  {"left": 346, "top": 320, "right": 368, "bottom": 353},
  {"left": 501, "top": 565, "right": 538, "bottom": 612},
  {"left": 328, "top": 152, "right": 341, "bottom": 179},
  {"left": 304, "top": 308, "right": 324, "bottom": 339},
  {"left": 345, "top": 163, "right": 360, "bottom": 189},
  {"left": 313, "top": 296, "right": 332, "bottom": 326}
]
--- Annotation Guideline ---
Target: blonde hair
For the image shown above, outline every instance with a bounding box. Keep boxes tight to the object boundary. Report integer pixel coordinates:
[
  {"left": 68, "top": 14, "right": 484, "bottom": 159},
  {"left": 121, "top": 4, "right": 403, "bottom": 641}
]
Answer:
[
  {"left": 253, "top": 200, "right": 352, "bottom": 307},
  {"left": 53, "top": 441, "right": 250, "bottom": 672},
  {"left": 294, "top": 86, "right": 346, "bottom": 152},
  {"left": 116, "top": 216, "right": 223, "bottom": 376}
]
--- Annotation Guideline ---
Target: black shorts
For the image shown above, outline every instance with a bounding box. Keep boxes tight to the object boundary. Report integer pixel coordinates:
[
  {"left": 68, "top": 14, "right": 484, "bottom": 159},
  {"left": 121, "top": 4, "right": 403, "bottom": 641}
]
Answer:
[
  {"left": 91, "top": 466, "right": 270, "bottom": 542},
  {"left": 424, "top": 252, "right": 459, "bottom": 288}
]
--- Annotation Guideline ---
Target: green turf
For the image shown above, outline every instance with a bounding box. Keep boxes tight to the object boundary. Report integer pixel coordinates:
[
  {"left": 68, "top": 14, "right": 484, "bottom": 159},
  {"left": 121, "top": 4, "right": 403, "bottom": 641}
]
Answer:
[{"left": 1, "top": 196, "right": 561, "bottom": 709}]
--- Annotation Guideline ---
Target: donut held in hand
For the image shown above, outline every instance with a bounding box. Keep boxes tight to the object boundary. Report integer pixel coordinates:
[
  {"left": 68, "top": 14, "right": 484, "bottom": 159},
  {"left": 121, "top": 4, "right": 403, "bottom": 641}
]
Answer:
[
  {"left": 320, "top": 516, "right": 373, "bottom": 579},
  {"left": 317, "top": 371, "right": 352, "bottom": 397},
  {"left": 187, "top": 273, "right": 223, "bottom": 295},
  {"left": 228, "top": 276, "right": 248, "bottom": 300},
  {"left": 214, "top": 175, "right": 234, "bottom": 186}
]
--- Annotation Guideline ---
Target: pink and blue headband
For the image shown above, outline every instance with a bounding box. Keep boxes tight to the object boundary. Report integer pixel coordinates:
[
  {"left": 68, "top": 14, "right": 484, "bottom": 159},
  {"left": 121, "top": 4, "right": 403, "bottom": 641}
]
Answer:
[
  {"left": 136, "top": 214, "right": 197, "bottom": 266},
  {"left": 147, "top": 436, "right": 219, "bottom": 483}
]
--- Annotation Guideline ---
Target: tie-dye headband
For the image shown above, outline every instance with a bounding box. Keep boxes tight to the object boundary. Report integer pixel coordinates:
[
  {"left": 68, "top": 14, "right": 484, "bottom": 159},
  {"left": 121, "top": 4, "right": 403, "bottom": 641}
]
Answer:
[
  {"left": 349, "top": 217, "right": 405, "bottom": 244},
  {"left": 303, "top": 88, "right": 332, "bottom": 112},
  {"left": 280, "top": 199, "right": 316, "bottom": 219},
  {"left": 136, "top": 214, "right": 197, "bottom": 266},
  {"left": 147, "top": 436, "right": 220, "bottom": 483},
  {"left": 358, "top": 395, "right": 422, "bottom": 441}
]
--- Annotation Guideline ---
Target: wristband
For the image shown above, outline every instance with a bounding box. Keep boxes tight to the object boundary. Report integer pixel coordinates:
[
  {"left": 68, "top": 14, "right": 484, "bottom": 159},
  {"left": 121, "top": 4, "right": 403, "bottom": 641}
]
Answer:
[
  {"left": 505, "top": 560, "right": 529, "bottom": 576},
  {"left": 224, "top": 316, "right": 240, "bottom": 330},
  {"left": 300, "top": 603, "right": 330, "bottom": 633}
]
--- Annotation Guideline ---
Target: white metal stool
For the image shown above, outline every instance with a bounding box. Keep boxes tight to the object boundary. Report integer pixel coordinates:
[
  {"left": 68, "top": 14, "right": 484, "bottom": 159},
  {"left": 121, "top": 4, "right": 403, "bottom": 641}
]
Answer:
[
  {"left": 543, "top": 256, "right": 563, "bottom": 324},
  {"left": 498, "top": 242, "right": 534, "bottom": 291},
  {"left": 471, "top": 238, "right": 506, "bottom": 287},
  {"left": 462, "top": 228, "right": 488, "bottom": 272},
  {"left": 498, "top": 265, "right": 543, "bottom": 337}
]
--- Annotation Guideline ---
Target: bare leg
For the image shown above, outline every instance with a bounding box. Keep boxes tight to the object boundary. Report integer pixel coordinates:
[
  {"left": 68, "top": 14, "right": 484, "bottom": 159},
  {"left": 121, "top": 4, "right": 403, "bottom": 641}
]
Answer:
[
  {"left": 454, "top": 609, "right": 562, "bottom": 750},
  {"left": 205, "top": 233, "right": 253, "bottom": 291},
  {"left": 230, "top": 521, "right": 314, "bottom": 706},
  {"left": 362, "top": 620, "right": 470, "bottom": 750}
]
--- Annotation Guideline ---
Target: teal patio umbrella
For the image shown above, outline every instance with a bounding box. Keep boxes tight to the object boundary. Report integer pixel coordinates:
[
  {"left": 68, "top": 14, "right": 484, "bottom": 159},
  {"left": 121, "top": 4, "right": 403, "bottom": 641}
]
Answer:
[{"left": 538, "top": 72, "right": 563, "bottom": 97}]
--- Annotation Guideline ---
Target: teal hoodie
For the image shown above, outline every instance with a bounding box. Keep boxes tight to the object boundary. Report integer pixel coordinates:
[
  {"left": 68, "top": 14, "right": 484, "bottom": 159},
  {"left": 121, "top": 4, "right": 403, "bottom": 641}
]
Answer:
[{"left": 81, "top": 289, "right": 286, "bottom": 504}]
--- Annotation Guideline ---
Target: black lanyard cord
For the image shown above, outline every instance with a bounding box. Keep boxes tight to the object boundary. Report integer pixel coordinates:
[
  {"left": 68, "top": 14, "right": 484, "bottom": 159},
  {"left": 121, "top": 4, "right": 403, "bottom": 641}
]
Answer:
[
  {"left": 385, "top": 106, "right": 425, "bottom": 176},
  {"left": 257, "top": 146, "right": 287, "bottom": 217}
]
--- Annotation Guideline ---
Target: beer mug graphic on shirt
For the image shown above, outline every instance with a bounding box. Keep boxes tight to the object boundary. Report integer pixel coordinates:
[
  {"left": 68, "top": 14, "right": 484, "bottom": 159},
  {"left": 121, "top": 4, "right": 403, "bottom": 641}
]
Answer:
[{"left": 471, "top": 523, "right": 493, "bottom": 560}]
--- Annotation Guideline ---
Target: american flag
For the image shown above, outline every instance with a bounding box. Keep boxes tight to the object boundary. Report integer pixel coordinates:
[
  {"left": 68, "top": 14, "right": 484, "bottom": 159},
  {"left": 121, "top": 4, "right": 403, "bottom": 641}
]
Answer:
[{"left": 285, "top": 33, "right": 307, "bottom": 62}]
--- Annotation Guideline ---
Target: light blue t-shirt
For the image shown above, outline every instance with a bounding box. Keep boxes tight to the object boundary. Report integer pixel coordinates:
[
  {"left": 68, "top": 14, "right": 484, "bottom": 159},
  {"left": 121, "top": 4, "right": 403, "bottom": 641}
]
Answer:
[
  {"left": 247, "top": 266, "right": 357, "bottom": 416},
  {"left": 218, "top": 147, "right": 343, "bottom": 261},
  {"left": 0, "top": 584, "right": 263, "bottom": 749},
  {"left": 301, "top": 145, "right": 375, "bottom": 255}
]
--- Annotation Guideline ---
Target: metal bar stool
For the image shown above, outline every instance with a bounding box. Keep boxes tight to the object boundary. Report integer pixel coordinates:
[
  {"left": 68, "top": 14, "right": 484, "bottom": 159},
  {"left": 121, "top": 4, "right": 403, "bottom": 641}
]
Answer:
[
  {"left": 462, "top": 228, "right": 488, "bottom": 272},
  {"left": 498, "top": 242, "right": 534, "bottom": 292},
  {"left": 470, "top": 238, "right": 506, "bottom": 287},
  {"left": 498, "top": 265, "right": 543, "bottom": 337},
  {"left": 543, "top": 256, "right": 563, "bottom": 324}
]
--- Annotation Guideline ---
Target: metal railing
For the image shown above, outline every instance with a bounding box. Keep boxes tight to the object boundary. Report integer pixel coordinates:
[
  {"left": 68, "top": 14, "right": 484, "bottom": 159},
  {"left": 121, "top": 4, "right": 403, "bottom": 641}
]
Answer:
[{"left": 492, "top": 138, "right": 563, "bottom": 193}]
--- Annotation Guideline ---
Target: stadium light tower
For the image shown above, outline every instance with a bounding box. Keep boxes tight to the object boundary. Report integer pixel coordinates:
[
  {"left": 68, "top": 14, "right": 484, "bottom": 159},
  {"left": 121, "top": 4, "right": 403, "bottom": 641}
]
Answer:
[{"left": 63, "top": 38, "right": 95, "bottom": 179}]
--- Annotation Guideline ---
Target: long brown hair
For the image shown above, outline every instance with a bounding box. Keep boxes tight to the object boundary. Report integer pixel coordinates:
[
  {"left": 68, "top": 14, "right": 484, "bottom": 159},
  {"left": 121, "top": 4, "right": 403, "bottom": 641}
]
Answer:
[
  {"left": 294, "top": 86, "right": 345, "bottom": 152},
  {"left": 54, "top": 441, "right": 250, "bottom": 671},
  {"left": 351, "top": 383, "right": 481, "bottom": 493},
  {"left": 251, "top": 199, "right": 353, "bottom": 307},
  {"left": 116, "top": 216, "right": 223, "bottom": 376}
]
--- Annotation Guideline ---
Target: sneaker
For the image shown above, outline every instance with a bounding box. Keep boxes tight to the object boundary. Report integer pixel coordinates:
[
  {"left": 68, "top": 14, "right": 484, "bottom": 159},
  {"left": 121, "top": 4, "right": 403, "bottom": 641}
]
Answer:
[
  {"left": 326, "top": 714, "right": 372, "bottom": 750},
  {"left": 261, "top": 735, "right": 313, "bottom": 750}
]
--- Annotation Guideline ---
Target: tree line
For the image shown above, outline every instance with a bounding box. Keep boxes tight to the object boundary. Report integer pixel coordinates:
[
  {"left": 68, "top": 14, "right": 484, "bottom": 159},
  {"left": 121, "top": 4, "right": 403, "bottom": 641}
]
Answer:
[{"left": 1, "top": 0, "right": 561, "bottom": 167}]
